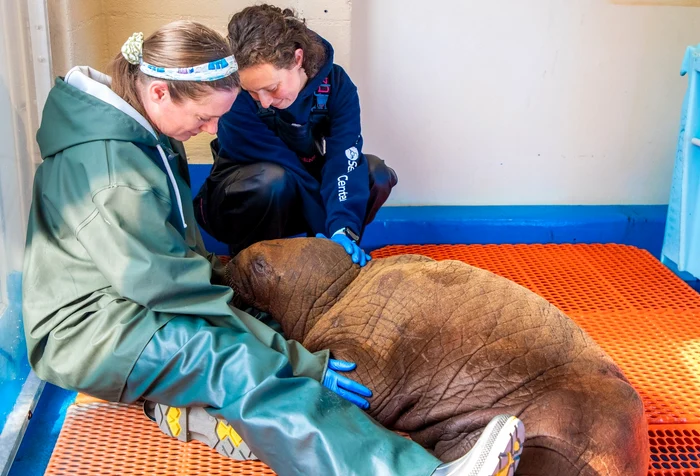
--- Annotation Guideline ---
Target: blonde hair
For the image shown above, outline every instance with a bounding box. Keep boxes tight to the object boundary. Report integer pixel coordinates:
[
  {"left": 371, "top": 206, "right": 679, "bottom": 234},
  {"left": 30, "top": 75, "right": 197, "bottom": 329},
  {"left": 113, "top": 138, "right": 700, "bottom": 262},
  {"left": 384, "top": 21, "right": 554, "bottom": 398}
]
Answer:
[{"left": 110, "top": 20, "right": 239, "bottom": 118}]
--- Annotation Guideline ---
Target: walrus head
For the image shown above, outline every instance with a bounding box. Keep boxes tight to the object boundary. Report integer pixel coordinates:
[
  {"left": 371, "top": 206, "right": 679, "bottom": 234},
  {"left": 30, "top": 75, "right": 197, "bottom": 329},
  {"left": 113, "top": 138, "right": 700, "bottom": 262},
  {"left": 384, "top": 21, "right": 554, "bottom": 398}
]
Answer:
[{"left": 226, "top": 237, "right": 362, "bottom": 338}]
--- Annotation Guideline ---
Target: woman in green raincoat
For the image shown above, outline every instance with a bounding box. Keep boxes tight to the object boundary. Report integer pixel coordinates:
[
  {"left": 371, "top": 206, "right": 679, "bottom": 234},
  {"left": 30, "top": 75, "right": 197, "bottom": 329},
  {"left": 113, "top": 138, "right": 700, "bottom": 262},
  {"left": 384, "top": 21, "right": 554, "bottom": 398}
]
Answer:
[{"left": 21, "top": 20, "right": 523, "bottom": 476}]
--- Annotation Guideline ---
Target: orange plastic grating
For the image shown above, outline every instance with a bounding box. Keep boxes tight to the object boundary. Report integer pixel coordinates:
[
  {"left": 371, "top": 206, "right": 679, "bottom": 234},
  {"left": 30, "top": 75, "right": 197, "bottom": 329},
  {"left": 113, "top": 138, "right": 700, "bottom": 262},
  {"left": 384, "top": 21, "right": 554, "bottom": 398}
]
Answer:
[
  {"left": 648, "top": 425, "right": 700, "bottom": 475},
  {"left": 45, "top": 244, "right": 700, "bottom": 475}
]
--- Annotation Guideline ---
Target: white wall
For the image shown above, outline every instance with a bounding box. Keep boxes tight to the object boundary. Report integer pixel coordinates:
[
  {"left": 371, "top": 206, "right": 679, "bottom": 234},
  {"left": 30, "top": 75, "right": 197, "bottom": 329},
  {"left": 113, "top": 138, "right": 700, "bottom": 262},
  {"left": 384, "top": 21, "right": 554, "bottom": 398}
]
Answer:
[
  {"left": 48, "top": 0, "right": 108, "bottom": 79},
  {"left": 351, "top": 0, "right": 700, "bottom": 205}
]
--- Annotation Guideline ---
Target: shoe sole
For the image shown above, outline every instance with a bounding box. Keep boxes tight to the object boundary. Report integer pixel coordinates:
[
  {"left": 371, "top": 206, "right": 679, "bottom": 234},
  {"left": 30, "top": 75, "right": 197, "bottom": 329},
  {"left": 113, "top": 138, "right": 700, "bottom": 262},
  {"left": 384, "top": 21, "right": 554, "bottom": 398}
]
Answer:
[
  {"left": 465, "top": 414, "right": 525, "bottom": 476},
  {"left": 153, "top": 404, "right": 258, "bottom": 461}
]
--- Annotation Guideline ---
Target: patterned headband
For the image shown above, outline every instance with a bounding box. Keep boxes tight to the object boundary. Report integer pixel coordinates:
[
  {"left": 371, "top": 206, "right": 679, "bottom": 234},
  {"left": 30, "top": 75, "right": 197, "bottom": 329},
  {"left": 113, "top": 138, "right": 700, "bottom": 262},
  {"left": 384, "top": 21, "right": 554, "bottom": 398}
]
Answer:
[
  {"left": 139, "top": 56, "right": 238, "bottom": 82},
  {"left": 121, "top": 31, "right": 238, "bottom": 82}
]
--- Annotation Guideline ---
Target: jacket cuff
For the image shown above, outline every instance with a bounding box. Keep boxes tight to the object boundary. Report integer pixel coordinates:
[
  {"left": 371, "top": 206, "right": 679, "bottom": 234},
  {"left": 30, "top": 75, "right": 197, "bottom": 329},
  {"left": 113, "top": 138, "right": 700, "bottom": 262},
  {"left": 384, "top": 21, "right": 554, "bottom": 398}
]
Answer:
[
  {"left": 327, "top": 217, "right": 363, "bottom": 241},
  {"left": 290, "top": 347, "right": 330, "bottom": 383}
]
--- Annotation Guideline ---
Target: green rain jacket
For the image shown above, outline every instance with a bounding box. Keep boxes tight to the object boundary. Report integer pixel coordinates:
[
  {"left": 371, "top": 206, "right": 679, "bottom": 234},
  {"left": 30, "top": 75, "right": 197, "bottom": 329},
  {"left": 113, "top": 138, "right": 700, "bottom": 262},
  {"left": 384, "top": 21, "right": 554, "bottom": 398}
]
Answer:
[{"left": 22, "top": 67, "right": 328, "bottom": 401}]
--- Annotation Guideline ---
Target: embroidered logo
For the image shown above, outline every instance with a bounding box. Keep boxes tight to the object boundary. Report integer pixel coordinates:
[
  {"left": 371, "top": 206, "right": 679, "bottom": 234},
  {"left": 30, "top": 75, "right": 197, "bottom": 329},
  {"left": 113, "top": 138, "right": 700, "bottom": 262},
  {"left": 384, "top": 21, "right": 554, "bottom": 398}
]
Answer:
[{"left": 345, "top": 147, "right": 359, "bottom": 161}]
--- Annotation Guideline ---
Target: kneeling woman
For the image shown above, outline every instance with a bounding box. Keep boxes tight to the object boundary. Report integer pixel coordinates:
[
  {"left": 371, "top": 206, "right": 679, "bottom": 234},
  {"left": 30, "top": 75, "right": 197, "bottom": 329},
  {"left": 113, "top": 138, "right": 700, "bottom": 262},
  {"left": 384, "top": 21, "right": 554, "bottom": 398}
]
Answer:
[{"left": 195, "top": 5, "right": 397, "bottom": 265}]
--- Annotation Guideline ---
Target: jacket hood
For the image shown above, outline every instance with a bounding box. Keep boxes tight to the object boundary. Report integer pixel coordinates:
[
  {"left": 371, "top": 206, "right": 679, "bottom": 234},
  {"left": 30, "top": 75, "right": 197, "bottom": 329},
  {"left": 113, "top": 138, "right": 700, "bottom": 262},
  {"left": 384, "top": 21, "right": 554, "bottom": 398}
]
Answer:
[
  {"left": 35, "top": 66, "right": 188, "bottom": 229},
  {"left": 36, "top": 66, "right": 158, "bottom": 159}
]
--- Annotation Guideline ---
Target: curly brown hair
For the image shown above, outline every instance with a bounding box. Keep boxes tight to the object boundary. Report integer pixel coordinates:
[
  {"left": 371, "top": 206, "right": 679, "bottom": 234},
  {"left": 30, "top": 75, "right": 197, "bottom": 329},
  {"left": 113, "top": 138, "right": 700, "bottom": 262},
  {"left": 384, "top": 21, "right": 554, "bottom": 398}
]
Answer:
[{"left": 227, "top": 5, "right": 327, "bottom": 79}]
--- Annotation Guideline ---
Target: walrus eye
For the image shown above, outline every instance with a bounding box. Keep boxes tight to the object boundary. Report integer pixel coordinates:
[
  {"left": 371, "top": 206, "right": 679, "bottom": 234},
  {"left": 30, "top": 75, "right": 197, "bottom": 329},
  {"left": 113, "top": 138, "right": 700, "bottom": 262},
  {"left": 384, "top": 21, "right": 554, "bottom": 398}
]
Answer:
[{"left": 253, "top": 257, "right": 267, "bottom": 275}]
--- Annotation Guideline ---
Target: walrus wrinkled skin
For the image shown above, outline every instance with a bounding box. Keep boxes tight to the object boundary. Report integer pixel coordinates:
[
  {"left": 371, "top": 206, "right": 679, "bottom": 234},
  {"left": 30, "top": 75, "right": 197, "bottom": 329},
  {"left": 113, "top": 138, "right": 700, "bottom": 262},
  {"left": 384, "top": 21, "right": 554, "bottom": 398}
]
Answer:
[{"left": 226, "top": 238, "right": 648, "bottom": 475}]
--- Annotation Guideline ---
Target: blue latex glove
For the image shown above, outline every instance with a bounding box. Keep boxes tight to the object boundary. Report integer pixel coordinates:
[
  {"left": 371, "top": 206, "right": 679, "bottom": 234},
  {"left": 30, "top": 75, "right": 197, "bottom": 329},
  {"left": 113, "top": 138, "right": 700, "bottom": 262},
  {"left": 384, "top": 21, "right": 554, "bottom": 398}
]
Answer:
[
  {"left": 322, "top": 359, "right": 372, "bottom": 410},
  {"left": 316, "top": 232, "right": 371, "bottom": 267}
]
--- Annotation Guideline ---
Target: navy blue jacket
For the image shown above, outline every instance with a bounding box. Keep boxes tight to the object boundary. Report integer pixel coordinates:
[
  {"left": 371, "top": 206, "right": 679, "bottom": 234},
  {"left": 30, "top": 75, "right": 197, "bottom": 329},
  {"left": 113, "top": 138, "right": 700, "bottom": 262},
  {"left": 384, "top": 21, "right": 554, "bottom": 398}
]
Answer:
[{"left": 216, "top": 38, "right": 368, "bottom": 237}]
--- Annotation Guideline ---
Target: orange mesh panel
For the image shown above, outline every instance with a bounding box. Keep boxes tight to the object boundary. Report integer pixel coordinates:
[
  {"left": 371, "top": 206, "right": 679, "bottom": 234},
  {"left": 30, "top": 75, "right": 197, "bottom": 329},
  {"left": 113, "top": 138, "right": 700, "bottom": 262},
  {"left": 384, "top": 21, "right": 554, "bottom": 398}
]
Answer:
[
  {"left": 74, "top": 394, "right": 108, "bottom": 406},
  {"left": 45, "top": 244, "right": 700, "bottom": 475},
  {"left": 648, "top": 425, "right": 700, "bottom": 475},
  {"left": 371, "top": 244, "right": 700, "bottom": 314}
]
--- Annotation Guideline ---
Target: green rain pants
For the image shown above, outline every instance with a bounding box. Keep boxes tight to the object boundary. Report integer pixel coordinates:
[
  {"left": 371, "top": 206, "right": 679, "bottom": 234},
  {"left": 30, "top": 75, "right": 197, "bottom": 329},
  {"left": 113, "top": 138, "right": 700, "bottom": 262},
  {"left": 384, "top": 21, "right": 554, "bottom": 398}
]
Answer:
[{"left": 121, "top": 313, "right": 442, "bottom": 476}]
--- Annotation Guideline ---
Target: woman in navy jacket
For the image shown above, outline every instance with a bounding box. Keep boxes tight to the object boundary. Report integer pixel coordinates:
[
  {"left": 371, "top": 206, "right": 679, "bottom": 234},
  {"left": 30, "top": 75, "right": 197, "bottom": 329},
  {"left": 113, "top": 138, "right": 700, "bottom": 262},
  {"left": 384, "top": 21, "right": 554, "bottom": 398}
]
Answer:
[{"left": 194, "top": 5, "right": 397, "bottom": 264}]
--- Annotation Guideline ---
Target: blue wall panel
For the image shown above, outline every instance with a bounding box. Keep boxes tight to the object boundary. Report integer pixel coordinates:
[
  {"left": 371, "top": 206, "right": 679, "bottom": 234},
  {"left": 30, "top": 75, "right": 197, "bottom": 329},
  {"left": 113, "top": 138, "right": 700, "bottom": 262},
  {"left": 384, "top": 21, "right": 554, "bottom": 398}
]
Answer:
[{"left": 189, "top": 164, "right": 668, "bottom": 258}]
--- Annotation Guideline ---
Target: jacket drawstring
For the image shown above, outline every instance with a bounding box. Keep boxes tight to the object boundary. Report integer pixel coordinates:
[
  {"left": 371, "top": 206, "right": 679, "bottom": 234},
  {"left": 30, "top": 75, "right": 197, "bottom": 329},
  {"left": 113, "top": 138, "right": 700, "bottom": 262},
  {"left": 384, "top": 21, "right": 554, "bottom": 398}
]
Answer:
[{"left": 157, "top": 144, "right": 187, "bottom": 229}]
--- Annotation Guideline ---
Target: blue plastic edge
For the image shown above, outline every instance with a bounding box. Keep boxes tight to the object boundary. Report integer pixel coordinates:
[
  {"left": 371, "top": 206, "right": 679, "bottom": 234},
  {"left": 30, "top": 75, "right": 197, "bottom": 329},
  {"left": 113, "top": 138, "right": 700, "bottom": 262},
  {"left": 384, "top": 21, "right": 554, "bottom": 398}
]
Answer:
[
  {"left": 189, "top": 164, "right": 669, "bottom": 259},
  {"left": 7, "top": 384, "right": 76, "bottom": 476}
]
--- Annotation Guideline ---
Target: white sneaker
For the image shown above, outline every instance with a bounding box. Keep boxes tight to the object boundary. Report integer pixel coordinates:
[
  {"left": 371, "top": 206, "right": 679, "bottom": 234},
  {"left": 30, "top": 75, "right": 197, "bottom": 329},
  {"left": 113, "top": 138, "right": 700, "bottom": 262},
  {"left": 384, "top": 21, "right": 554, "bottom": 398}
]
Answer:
[{"left": 432, "top": 414, "right": 524, "bottom": 476}]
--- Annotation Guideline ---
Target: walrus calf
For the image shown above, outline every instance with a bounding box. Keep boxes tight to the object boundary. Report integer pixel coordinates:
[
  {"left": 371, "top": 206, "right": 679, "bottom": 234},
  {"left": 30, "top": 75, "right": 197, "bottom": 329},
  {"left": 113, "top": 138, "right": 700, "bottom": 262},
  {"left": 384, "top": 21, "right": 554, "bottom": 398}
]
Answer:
[{"left": 226, "top": 237, "right": 648, "bottom": 475}]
